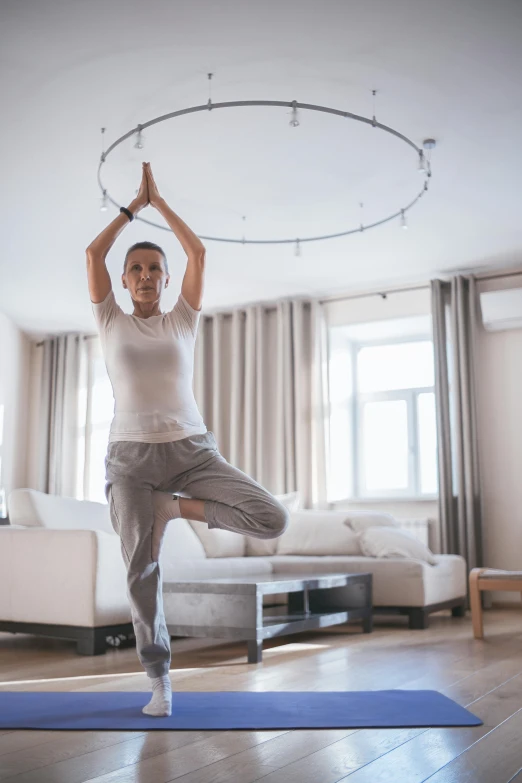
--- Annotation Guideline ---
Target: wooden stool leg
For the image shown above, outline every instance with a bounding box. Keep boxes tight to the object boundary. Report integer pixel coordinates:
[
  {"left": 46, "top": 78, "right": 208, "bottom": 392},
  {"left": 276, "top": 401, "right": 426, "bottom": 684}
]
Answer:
[{"left": 469, "top": 568, "right": 485, "bottom": 639}]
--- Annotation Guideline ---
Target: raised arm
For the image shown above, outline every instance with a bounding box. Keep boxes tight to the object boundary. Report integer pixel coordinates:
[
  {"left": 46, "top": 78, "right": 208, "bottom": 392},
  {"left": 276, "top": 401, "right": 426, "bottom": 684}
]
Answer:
[
  {"left": 145, "top": 162, "right": 205, "bottom": 311},
  {"left": 86, "top": 162, "right": 149, "bottom": 304}
]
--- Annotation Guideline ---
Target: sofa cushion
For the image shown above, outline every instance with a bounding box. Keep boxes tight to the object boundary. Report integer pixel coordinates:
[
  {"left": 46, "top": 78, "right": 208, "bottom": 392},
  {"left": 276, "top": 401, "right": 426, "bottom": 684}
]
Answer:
[
  {"left": 268, "top": 554, "right": 466, "bottom": 607},
  {"left": 356, "top": 526, "right": 437, "bottom": 565},
  {"left": 188, "top": 523, "right": 246, "bottom": 558},
  {"left": 276, "top": 510, "right": 361, "bottom": 556},
  {"left": 343, "top": 512, "right": 399, "bottom": 533},
  {"left": 245, "top": 491, "right": 301, "bottom": 557},
  {"left": 8, "top": 488, "right": 114, "bottom": 534}
]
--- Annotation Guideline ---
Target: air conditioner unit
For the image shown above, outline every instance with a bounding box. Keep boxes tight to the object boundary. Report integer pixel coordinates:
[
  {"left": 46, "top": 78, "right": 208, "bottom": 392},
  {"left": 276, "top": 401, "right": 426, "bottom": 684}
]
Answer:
[{"left": 479, "top": 288, "right": 522, "bottom": 332}]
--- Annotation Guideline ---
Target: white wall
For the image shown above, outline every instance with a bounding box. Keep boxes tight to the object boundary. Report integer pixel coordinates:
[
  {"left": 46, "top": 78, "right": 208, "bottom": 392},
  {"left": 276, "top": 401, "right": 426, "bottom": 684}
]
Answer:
[
  {"left": 476, "top": 321, "right": 522, "bottom": 602},
  {"left": 326, "top": 287, "right": 432, "bottom": 328},
  {"left": 0, "top": 312, "right": 32, "bottom": 511}
]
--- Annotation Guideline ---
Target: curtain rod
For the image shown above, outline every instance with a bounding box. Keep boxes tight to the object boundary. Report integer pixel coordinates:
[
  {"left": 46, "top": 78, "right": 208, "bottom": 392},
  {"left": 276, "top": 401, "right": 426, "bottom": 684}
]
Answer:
[
  {"left": 34, "top": 267, "right": 522, "bottom": 345},
  {"left": 318, "top": 267, "right": 522, "bottom": 306},
  {"left": 318, "top": 283, "right": 429, "bottom": 305},
  {"left": 475, "top": 268, "right": 522, "bottom": 283}
]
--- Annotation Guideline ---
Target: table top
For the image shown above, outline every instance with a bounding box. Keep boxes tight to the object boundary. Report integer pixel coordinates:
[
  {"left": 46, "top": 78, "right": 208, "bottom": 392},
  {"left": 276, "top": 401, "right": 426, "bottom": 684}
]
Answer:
[{"left": 163, "top": 571, "right": 372, "bottom": 595}]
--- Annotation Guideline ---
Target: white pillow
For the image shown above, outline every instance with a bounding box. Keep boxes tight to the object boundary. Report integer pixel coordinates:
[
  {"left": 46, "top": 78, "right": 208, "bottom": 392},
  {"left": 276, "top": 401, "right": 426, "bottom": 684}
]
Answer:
[
  {"left": 245, "top": 491, "right": 301, "bottom": 557},
  {"left": 187, "top": 522, "right": 246, "bottom": 558},
  {"left": 356, "top": 526, "right": 437, "bottom": 565},
  {"left": 8, "top": 488, "right": 115, "bottom": 534},
  {"left": 275, "top": 491, "right": 301, "bottom": 512},
  {"left": 277, "top": 510, "right": 361, "bottom": 556},
  {"left": 344, "top": 512, "right": 400, "bottom": 534}
]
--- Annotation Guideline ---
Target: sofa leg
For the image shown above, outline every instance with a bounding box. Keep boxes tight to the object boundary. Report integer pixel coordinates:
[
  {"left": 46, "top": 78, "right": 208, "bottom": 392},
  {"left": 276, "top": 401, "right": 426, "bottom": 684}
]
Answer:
[
  {"left": 409, "top": 609, "right": 429, "bottom": 630},
  {"left": 77, "top": 629, "right": 107, "bottom": 655},
  {"left": 451, "top": 604, "right": 466, "bottom": 618},
  {"left": 469, "top": 568, "right": 485, "bottom": 639}
]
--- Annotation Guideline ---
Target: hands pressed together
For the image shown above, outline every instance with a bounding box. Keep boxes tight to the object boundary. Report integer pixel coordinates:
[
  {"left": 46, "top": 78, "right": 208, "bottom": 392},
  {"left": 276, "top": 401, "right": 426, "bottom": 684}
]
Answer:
[{"left": 134, "top": 161, "right": 162, "bottom": 212}]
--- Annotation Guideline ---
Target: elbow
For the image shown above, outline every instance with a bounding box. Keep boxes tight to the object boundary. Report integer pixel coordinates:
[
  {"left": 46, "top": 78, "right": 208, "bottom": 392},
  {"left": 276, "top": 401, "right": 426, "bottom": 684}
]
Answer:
[
  {"left": 86, "top": 245, "right": 105, "bottom": 264},
  {"left": 191, "top": 245, "right": 206, "bottom": 264}
]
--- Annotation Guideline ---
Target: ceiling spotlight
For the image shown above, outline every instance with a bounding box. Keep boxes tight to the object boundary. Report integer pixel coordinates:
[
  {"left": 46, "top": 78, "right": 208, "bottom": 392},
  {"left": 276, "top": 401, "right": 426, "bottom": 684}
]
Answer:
[
  {"left": 400, "top": 209, "right": 408, "bottom": 230},
  {"left": 134, "top": 127, "right": 144, "bottom": 149},
  {"left": 423, "top": 139, "right": 436, "bottom": 178},
  {"left": 289, "top": 100, "right": 300, "bottom": 127},
  {"left": 418, "top": 151, "right": 426, "bottom": 173},
  {"left": 294, "top": 239, "right": 301, "bottom": 256},
  {"left": 100, "top": 189, "right": 108, "bottom": 212}
]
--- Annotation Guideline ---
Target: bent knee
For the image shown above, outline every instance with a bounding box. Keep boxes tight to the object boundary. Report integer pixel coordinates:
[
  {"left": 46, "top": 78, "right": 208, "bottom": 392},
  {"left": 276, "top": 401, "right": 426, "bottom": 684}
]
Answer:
[{"left": 263, "top": 501, "right": 290, "bottom": 539}]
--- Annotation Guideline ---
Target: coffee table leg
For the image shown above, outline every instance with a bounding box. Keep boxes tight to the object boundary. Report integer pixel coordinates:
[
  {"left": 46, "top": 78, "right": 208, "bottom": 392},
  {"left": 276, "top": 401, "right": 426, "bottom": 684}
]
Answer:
[
  {"left": 362, "top": 575, "right": 373, "bottom": 633},
  {"left": 247, "top": 639, "right": 263, "bottom": 664}
]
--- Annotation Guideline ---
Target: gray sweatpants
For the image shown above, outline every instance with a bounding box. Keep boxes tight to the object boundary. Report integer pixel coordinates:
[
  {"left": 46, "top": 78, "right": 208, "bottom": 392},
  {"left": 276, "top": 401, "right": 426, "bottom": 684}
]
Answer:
[{"left": 104, "top": 430, "right": 289, "bottom": 678}]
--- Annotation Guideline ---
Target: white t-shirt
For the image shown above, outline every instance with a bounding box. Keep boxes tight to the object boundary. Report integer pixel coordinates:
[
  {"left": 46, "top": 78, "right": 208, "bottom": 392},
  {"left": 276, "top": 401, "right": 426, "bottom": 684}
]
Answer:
[{"left": 91, "top": 288, "right": 207, "bottom": 443}]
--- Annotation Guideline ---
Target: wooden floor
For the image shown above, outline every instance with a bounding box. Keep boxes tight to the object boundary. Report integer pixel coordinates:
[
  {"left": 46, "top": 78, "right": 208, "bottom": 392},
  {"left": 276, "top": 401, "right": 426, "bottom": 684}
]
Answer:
[{"left": 0, "top": 608, "right": 521, "bottom": 783}]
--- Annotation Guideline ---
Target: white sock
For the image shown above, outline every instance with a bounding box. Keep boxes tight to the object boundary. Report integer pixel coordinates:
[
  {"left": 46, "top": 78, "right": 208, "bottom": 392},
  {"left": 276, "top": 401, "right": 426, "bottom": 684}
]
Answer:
[
  {"left": 142, "top": 674, "right": 172, "bottom": 717},
  {"left": 151, "top": 492, "right": 182, "bottom": 561}
]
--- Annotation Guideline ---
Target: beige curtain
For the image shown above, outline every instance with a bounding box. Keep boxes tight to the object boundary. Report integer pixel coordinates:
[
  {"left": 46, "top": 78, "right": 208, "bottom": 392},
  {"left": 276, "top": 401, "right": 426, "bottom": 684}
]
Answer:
[
  {"left": 431, "top": 275, "right": 483, "bottom": 569},
  {"left": 30, "top": 295, "right": 331, "bottom": 508},
  {"left": 194, "top": 298, "right": 331, "bottom": 509},
  {"left": 34, "top": 334, "right": 86, "bottom": 497}
]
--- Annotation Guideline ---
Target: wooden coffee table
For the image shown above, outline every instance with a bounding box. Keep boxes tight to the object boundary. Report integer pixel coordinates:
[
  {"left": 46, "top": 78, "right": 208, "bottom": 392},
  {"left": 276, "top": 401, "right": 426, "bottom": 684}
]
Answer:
[{"left": 163, "top": 571, "right": 373, "bottom": 663}]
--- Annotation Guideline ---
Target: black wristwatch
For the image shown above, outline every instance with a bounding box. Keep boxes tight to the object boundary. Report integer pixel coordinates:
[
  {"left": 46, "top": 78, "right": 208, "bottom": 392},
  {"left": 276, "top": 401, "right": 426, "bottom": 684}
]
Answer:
[{"left": 120, "top": 206, "right": 134, "bottom": 222}]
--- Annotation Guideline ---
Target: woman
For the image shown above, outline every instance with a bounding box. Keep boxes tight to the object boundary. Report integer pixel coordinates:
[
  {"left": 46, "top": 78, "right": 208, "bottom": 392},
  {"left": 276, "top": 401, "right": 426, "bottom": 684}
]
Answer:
[{"left": 86, "top": 162, "right": 289, "bottom": 717}]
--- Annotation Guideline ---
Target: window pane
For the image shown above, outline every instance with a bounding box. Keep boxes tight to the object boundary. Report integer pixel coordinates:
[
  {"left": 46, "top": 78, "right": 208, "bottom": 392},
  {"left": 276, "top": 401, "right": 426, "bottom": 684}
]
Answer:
[
  {"left": 357, "top": 341, "right": 434, "bottom": 393},
  {"left": 362, "top": 400, "right": 409, "bottom": 491},
  {"left": 329, "top": 350, "right": 353, "bottom": 405},
  {"left": 417, "top": 392, "right": 438, "bottom": 494},
  {"left": 328, "top": 404, "right": 353, "bottom": 501}
]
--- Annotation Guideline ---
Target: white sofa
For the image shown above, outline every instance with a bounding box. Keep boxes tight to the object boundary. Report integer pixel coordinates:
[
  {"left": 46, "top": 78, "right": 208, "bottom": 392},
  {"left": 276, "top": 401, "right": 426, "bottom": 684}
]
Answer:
[{"left": 1, "top": 488, "right": 467, "bottom": 655}]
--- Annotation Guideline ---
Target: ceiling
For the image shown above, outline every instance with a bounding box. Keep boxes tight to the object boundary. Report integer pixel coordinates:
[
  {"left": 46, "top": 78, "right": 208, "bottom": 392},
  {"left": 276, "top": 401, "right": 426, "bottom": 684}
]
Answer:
[{"left": 2, "top": 0, "right": 522, "bottom": 338}]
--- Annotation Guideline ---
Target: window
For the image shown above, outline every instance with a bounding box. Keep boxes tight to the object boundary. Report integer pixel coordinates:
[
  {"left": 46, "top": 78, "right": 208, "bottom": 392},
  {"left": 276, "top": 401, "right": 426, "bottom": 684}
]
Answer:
[
  {"left": 327, "top": 319, "right": 438, "bottom": 502},
  {"left": 356, "top": 338, "right": 437, "bottom": 498}
]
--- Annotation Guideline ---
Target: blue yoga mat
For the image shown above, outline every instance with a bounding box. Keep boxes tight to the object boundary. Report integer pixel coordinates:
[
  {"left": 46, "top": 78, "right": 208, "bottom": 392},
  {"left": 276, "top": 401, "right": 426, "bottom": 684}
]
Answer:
[{"left": 0, "top": 690, "right": 481, "bottom": 730}]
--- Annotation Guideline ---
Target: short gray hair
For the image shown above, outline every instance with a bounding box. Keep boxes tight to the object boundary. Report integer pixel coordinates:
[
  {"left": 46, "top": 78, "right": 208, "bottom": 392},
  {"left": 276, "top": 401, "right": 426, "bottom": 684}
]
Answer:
[{"left": 124, "top": 241, "right": 169, "bottom": 275}]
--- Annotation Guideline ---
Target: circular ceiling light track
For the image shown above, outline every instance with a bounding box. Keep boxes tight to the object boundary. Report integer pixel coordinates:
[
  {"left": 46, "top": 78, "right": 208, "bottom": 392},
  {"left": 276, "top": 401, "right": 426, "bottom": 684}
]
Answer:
[{"left": 98, "top": 88, "right": 435, "bottom": 247}]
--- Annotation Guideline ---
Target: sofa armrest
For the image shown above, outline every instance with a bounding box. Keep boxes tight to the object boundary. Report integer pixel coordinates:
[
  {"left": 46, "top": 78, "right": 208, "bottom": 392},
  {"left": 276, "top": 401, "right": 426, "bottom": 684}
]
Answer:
[{"left": 0, "top": 528, "right": 130, "bottom": 627}]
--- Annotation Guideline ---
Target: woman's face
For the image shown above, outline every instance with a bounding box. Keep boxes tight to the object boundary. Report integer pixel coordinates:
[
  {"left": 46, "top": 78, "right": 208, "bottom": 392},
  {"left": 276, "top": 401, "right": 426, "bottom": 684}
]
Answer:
[{"left": 123, "top": 249, "right": 169, "bottom": 301}]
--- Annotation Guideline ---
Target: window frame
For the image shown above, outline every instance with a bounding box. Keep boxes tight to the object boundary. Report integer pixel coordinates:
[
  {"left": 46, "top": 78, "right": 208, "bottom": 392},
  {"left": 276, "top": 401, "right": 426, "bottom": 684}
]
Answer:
[{"left": 351, "top": 335, "right": 437, "bottom": 501}]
